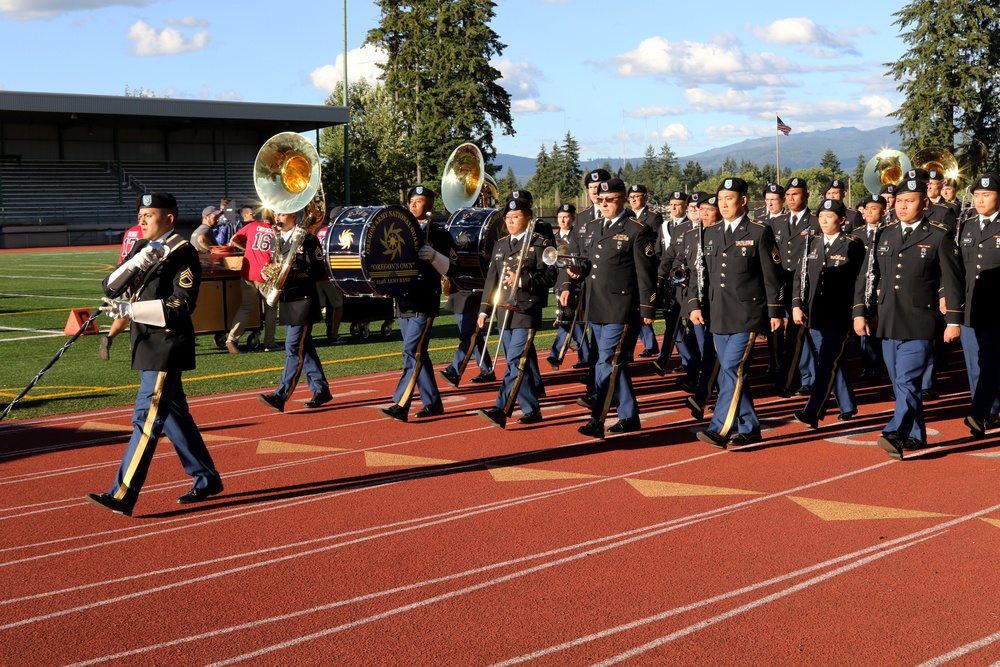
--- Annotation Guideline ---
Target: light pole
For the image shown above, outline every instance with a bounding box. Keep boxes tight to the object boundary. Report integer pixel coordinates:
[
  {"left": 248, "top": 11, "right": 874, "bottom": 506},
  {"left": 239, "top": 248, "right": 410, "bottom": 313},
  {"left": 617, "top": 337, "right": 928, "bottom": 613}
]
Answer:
[{"left": 342, "top": 0, "right": 351, "bottom": 205}]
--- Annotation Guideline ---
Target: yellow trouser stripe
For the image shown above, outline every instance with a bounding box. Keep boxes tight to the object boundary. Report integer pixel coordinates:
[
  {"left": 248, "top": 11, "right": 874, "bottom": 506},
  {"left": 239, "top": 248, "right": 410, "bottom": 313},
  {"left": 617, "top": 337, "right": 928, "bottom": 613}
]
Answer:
[
  {"left": 814, "top": 330, "right": 849, "bottom": 417},
  {"left": 598, "top": 323, "right": 630, "bottom": 422},
  {"left": 720, "top": 333, "right": 757, "bottom": 439},
  {"left": 399, "top": 317, "right": 434, "bottom": 407},
  {"left": 503, "top": 328, "right": 536, "bottom": 416},
  {"left": 114, "top": 371, "right": 166, "bottom": 500},
  {"left": 780, "top": 324, "right": 808, "bottom": 392}
]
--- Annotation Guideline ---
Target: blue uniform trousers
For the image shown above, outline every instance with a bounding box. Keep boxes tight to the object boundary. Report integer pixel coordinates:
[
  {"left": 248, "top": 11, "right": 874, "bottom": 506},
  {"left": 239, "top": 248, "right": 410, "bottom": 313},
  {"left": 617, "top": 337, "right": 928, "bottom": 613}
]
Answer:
[
  {"left": 639, "top": 322, "right": 658, "bottom": 352},
  {"left": 549, "top": 321, "right": 590, "bottom": 365},
  {"left": 691, "top": 323, "right": 718, "bottom": 405},
  {"left": 859, "top": 333, "right": 882, "bottom": 375},
  {"left": 276, "top": 322, "right": 329, "bottom": 400},
  {"left": 960, "top": 325, "right": 1000, "bottom": 419},
  {"left": 446, "top": 311, "right": 492, "bottom": 376},
  {"left": 803, "top": 326, "right": 856, "bottom": 419},
  {"left": 109, "top": 370, "right": 221, "bottom": 510},
  {"left": 495, "top": 327, "right": 539, "bottom": 415},
  {"left": 777, "top": 314, "right": 816, "bottom": 391},
  {"left": 392, "top": 314, "right": 440, "bottom": 409},
  {"left": 708, "top": 332, "right": 760, "bottom": 438},
  {"left": 591, "top": 322, "right": 639, "bottom": 422},
  {"left": 655, "top": 302, "right": 696, "bottom": 369},
  {"left": 882, "top": 338, "right": 932, "bottom": 441}
]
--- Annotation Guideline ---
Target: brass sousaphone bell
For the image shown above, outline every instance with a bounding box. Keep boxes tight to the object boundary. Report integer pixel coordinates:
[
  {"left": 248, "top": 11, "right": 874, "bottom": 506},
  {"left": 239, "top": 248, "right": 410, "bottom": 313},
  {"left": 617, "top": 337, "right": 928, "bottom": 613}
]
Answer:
[
  {"left": 442, "top": 142, "right": 499, "bottom": 210},
  {"left": 863, "top": 149, "right": 912, "bottom": 195},
  {"left": 912, "top": 146, "right": 960, "bottom": 182}
]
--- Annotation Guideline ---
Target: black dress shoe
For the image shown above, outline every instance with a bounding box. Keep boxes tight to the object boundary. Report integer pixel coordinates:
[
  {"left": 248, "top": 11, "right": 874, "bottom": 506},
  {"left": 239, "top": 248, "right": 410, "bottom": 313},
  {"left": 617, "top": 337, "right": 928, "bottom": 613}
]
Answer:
[
  {"left": 608, "top": 416, "right": 641, "bottom": 434},
  {"left": 571, "top": 361, "right": 589, "bottom": 369},
  {"left": 576, "top": 396, "right": 595, "bottom": 409},
  {"left": 85, "top": 492, "right": 133, "bottom": 517},
  {"left": 966, "top": 414, "right": 987, "bottom": 439},
  {"left": 677, "top": 376, "right": 696, "bottom": 393},
  {"left": 517, "top": 411, "right": 542, "bottom": 425},
  {"left": 773, "top": 385, "right": 791, "bottom": 399},
  {"left": 415, "top": 402, "right": 444, "bottom": 418},
  {"left": 793, "top": 410, "right": 818, "bottom": 429},
  {"left": 304, "top": 388, "right": 333, "bottom": 408},
  {"left": 470, "top": 371, "right": 496, "bottom": 383},
  {"left": 651, "top": 360, "right": 666, "bottom": 377},
  {"left": 438, "top": 368, "right": 460, "bottom": 388},
  {"left": 795, "top": 384, "right": 813, "bottom": 396},
  {"left": 546, "top": 357, "right": 560, "bottom": 371},
  {"left": 536, "top": 386, "right": 547, "bottom": 399},
  {"left": 686, "top": 396, "right": 705, "bottom": 421},
  {"left": 478, "top": 407, "right": 507, "bottom": 429},
  {"left": 638, "top": 348, "right": 658, "bottom": 358},
  {"left": 177, "top": 479, "right": 224, "bottom": 504},
  {"left": 696, "top": 429, "right": 727, "bottom": 449},
  {"left": 838, "top": 410, "right": 858, "bottom": 422},
  {"left": 258, "top": 393, "right": 285, "bottom": 413},
  {"left": 921, "top": 388, "right": 940, "bottom": 401},
  {"left": 668, "top": 365, "right": 687, "bottom": 375},
  {"left": 578, "top": 419, "right": 605, "bottom": 439},
  {"left": 902, "top": 437, "right": 927, "bottom": 451},
  {"left": 730, "top": 432, "right": 762, "bottom": 446},
  {"left": 876, "top": 432, "right": 904, "bottom": 460},
  {"left": 380, "top": 404, "right": 408, "bottom": 422}
]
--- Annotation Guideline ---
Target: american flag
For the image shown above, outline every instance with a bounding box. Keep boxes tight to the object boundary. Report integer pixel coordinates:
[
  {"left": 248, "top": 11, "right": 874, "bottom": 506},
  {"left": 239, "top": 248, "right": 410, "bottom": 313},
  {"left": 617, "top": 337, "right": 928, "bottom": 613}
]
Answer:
[{"left": 777, "top": 116, "right": 792, "bottom": 136}]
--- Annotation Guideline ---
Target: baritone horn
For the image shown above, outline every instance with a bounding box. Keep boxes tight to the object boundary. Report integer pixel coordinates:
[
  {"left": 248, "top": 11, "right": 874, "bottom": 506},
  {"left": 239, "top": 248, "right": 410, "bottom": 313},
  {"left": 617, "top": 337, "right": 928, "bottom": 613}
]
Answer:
[
  {"left": 254, "top": 132, "right": 326, "bottom": 307},
  {"left": 442, "top": 142, "right": 498, "bottom": 210},
  {"left": 863, "top": 149, "right": 912, "bottom": 195},
  {"left": 912, "top": 146, "right": 960, "bottom": 181}
]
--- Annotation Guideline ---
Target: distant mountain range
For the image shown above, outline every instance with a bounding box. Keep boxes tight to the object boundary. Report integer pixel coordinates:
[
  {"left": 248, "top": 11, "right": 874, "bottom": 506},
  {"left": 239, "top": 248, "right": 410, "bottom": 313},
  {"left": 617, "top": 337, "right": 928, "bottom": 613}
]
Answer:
[{"left": 496, "top": 125, "right": 901, "bottom": 185}]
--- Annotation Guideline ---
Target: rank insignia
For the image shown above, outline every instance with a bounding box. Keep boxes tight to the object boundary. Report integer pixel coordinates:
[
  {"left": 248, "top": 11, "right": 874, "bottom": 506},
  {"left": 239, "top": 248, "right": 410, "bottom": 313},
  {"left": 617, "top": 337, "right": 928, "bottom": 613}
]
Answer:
[
  {"left": 179, "top": 268, "right": 194, "bottom": 288},
  {"left": 644, "top": 244, "right": 654, "bottom": 257}
]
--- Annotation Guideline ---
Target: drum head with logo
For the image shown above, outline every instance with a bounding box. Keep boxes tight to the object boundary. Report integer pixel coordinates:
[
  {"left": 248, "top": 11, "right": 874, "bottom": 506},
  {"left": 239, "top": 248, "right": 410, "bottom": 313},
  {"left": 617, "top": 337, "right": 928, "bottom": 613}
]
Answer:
[
  {"left": 325, "top": 205, "right": 422, "bottom": 298},
  {"left": 445, "top": 207, "right": 507, "bottom": 291}
]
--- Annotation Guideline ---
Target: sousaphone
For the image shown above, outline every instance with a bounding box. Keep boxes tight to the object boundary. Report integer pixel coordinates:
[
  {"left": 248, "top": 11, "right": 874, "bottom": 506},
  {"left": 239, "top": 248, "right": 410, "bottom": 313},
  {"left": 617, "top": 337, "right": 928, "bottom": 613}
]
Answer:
[{"left": 863, "top": 149, "right": 911, "bottom": 195}]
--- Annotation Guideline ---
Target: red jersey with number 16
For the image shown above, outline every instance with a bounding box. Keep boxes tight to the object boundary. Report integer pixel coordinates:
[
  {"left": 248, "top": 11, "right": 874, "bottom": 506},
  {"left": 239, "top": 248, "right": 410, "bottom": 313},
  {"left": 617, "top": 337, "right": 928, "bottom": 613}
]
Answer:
[{"left": 231, "top": 221, "right": 275, "bottom": 282}]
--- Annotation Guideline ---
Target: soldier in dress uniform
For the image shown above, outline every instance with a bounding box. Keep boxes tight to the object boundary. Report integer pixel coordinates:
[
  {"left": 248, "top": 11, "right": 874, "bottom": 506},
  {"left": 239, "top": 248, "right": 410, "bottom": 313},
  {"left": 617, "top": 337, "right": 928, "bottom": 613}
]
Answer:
[
  {"left": 823, "top": 179, "right": 864, "bottom": 231},
  {"left": 630, "top": 184, "right": 664, "bottom": 358},
  {"left": 677, "top": 193, "right": 722, "bottom": 420},
  {"left": 86, "top": 193, "right": 223, "bottom": 516},
  {"left": 880, "top": 184, "right": 899, "bottom": 224},
  {"left": 774, "top": 177, "right": 818, "bottom": 398},
  {"left": 548, "top": 203, "right": 590, "bottom": 370},
  {"left": 928, "top": 169, "right": 961, "bottom": 217},
  {"left": 958, "top": 173, "right": 1000, "bottom": 439},
  {"left": 856, "top": 194, "right": 887, "bottom": 383},
  {"left": 652, "top": 190, "right": 698, "bottom": 376},
  {"left": 853, "top": 178, "right": 964, "bottom": 459},
  {"left": 477, "top": 198, "right": 557, "bottom": 429},
  {"left": 562, "top": 178, "right": 658, "bottom": 438},
  {"left": 790, "top": 199, "right": 865, "bottom": 429},
  {"left": 693, "top": 178, "right": 784, "bottom": 448},
  {"left": 905, "top": 168, "right": 958, "bottom": 230},
  {"left": 759, "top": 182, "right": 787, "bottom": 377},
  {"left": 380, "top": 186, "right": 459, "bottom": 422}
]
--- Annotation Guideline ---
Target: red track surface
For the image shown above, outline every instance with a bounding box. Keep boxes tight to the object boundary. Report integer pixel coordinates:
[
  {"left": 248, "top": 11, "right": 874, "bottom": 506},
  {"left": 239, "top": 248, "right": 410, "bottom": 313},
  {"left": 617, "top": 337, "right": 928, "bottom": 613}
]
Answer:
[{"left": 2, "top": 346, "right": 1000, "bottom": 666}]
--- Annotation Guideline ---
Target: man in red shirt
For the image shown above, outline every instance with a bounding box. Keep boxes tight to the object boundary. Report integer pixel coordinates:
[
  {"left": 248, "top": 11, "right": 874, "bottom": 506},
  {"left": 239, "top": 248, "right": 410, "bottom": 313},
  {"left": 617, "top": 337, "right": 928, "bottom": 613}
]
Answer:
[
  {"left": 99, "top": 223, "right": 143, "bottom": 361},
  {"left": 228, "top": 212, "right": 279, "bottom": 352}
]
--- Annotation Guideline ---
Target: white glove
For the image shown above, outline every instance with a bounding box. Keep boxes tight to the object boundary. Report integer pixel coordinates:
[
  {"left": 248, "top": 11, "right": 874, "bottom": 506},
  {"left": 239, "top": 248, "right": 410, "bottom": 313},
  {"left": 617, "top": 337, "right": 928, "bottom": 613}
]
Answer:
[
  {"left": 100, "top": 297, "right": 133, "bottom": 320},
  {"left": 128, "top": 246, "right": 159, "bottom": 272},
  {"left": 417, "top": 245, "right": 436, "bottom": 260}
]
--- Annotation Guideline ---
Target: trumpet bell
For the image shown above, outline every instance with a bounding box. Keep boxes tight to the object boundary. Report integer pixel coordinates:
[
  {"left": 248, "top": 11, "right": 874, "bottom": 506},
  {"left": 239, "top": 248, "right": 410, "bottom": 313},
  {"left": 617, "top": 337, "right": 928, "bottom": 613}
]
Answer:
[
  {"left": 254, "top": 132, "right": 322, "bottom": 214},
  {"left": 442, "top": 143, "right": 487, "bottom": 211},
  {"left": 864, "top": 149, "right": 912, "bottom": 195},
  {"left": 912, "top": 146, "right": 960, "bottom": 180}
]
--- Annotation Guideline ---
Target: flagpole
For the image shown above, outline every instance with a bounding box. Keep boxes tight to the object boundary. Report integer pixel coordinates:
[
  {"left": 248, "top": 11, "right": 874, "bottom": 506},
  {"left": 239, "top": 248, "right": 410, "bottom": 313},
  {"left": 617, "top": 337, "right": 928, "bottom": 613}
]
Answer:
[{"left": 775, "top": 115, "right": 781, "bottom": 182}]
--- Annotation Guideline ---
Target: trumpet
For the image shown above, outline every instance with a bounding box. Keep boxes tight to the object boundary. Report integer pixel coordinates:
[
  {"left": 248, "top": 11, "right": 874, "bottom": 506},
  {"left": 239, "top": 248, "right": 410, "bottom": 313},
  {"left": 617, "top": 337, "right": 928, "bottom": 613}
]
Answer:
[{"left": 541, "top": 245, "right": 584, "bottom": 269}]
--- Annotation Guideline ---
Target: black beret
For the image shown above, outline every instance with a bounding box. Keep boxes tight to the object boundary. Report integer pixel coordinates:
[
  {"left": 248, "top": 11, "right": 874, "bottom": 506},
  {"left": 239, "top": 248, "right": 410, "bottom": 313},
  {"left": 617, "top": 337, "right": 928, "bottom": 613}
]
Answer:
[
  {"left": 927, "top": 169, "right": 943, "bottom": 181},
  {"left": 824, "top": 179, "right": 847, "bottom": 193},
  {"left": 558, "top": 203, "right": 577, "bottom": 215},
  {"left": 699, "top": 194, "right": 719, "bottom": 209},
  {"left": 599, "top": 178, "right": 627, "bottom": 195},
  {"left": 896, "top": 178, "right": 928, "bottom": 194},
  {"left": 905, "top": 167, "right": 930, "bottom": 183},
  {"left": 136, "top": 192, "right": 177, "bottom": 211},
  {"left": 506, "top": 197, "right": 532, "bottom": 213},
  {"left": 689, "top": 191, "right": 709, "bottom": 204},
  {"left": 407, "top": 185, "right": 436, "bottom": 202},
  {"left": 879, "top": 184, "right": 897, "bottom": 196},
  {"left": 668, "top": 190, "right": 688, "bottom": 203},
  {"left": 763, "top": 183, "right": 785, "bottom": 197},
  {"left": 942, "top": 178, "right": 958, "bottom": 188},
  {"left": 818, "top": 199, "right": 846, "bottom": 217},
  {"left": 508, "top": 189, "right": 534, "bottom": 204},
  {"left": 628, "top": 184, "right": 648, "bottom": 195},
  {"left": 717, "top": 177, "right": 748, "bottom": 196},
  {"left": 587, "top": 169, "right": 612, "bottom": 184},
  {"left": 785, "top": 177, "right": 807, "bottom": 191},
  {"left": 859, "top": 194, "right": 887, "bottom": 208},
  {"left": 970, "top": 173, "right": 1000, "bottom": 193}
]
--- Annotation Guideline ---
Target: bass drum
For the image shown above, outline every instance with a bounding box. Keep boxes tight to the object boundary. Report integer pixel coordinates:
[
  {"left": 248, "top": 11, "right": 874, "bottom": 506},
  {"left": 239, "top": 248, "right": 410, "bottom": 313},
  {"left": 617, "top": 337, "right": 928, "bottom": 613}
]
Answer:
[
  {"left": 324, "top": 205, "right": 422, "bottom": 298},
  {"left": 444, "top": 207, "right": 507, "bottom": 291}
]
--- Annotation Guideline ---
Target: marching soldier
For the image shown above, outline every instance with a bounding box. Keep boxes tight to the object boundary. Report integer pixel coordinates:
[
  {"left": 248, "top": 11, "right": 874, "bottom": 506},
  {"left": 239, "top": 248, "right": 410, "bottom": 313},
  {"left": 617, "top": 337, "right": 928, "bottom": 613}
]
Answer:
[
  {"left": 928, "top": 169, "right": 961, "bottom": 217},
  {"left": 853, "top": 178, "right": 964, "bottom": 459},
  {"left": 563, "top": 178, "right": 658, "bottom": 438},
  {"left": 958, "top": 173, "right": 1000, "bottom": 439},
  {"left": 477, "top": 198, "right": 557, "bottom": 428},
  {"left": 880, "top": 184, "right": 899, "bottom": 224},
  {"left": 693, "top": 178, "right": 784, "bottom": 448},
  {"left": 548, "top": 203, "right": 590, "bottom": 370},
  {"left": 380, "top": 186, "right": 459, "bottom": 422},
  {"left": 653, "top": 190, "right": 698, "bottom": 376},
  {"left": 856, "top": 194, "right": 888, "bottom": 383},
  {"left": 630, "top": 184, "right": 664, "bottom": 358},
  {"left": 823, "top": 179, "right": 864, "bottom": 231},
  {"left": 759, "top": 182, "right": 787, "bottom": 377},
  {"left": 790, "top": 199, "right": 865, "bottom": 428}
]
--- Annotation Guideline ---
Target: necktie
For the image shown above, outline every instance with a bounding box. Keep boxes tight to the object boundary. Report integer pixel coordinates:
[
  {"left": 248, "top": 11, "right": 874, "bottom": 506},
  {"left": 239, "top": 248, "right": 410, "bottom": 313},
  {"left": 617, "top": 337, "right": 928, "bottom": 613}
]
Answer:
[
  {"left": 902, "top": 226, "right": 911, "bottom": 243},
  {"left": 824, "top": 241, "right": 831, "bottom": 257},
  {"left": 982, "top": 218, "right": 990, "bottom": 232}
]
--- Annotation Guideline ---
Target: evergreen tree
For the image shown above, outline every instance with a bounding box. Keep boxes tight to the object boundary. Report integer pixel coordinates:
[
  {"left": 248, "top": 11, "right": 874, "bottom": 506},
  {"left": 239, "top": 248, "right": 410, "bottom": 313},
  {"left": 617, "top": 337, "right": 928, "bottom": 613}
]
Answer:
[
  {"left": 558, "top": 132, "right": 583, "bottom": 199},
  {"left": 888, "top": 1, "right": 1000, "bottom": 172},
  {"left": 367, "top": 0, "right": 515, "bottom": 186},
  {"left": 680, "top": 161, "right": 706, "bottom": 190},
  {"left": 526, "top": 144, "right": 552, "bottom": 198},
  {"left": 819, "top": 149, "right": 842, "bottom": 176},
  {"left": 496, "top": 166, "right": 519, "bottom": 196}
]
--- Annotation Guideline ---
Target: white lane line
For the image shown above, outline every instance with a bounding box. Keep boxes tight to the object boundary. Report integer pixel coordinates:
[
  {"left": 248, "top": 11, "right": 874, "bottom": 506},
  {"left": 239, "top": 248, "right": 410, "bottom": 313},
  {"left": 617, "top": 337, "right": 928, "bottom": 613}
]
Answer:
[
  {"left": 0, "top": 276, "right": 97, "bottom": 282},
  {"left": 0, "top": 326, "right": 63, "bottom": 334},
  {"left": 917, "top": 629, "right": 1000, "bottom": 666}
]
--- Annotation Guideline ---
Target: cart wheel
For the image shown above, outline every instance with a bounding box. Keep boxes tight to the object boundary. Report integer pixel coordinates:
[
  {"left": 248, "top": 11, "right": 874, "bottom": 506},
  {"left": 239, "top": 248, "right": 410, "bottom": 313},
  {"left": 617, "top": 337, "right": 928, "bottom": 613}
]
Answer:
[
  {"left": 350, "top": 322, "right": 361, "bottom": 337},
  {"left": 381, "top": 321, "right": 392, "bottom": 337},
  {"left": 246, "top": 332, "right": 260, "bottom": 350},
  {"left": 361, "top": 323, "right": 371, "bottom": 339},
  {"left": 214, "top": 333, "right": 227, "bottom": 349}
]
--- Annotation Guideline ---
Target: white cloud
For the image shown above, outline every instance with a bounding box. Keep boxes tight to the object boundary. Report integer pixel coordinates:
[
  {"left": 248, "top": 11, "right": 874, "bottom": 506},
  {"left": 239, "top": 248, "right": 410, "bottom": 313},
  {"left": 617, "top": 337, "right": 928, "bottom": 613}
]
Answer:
[
  {"left": 309, "top": 44, "right": 387, "bottom": 92},
  {"left": 687, "top": 86, "right": 896, "bottom": 129},
  {"left": 511, "top": 99, "right": 561, "bottom": 114},
  {"left": 749, "top": 18, "right": 856, "bottom": 52},
  {"left": 495, "top": 58, "right": 543, "bottom": 100},
  {"left": 127, "top": 20, "right": 209, "bottom": 56},
  {"left": 655, "top": 123, "right": 693, "bottom": 145},
  {"left": 0, "top": 0, "right": 152, "bottom": 20},
  {"left": 629, "top": 106, "right": 685, "bottom": 118},
  {"left": 704, "top": 125, "right": 763, "bottom": 142},
  {"left": 165, "top": 16, "right": 208, "bottom": 28},
  {"left": 611, "top": 36, "right": 800, "bottom": 88}
]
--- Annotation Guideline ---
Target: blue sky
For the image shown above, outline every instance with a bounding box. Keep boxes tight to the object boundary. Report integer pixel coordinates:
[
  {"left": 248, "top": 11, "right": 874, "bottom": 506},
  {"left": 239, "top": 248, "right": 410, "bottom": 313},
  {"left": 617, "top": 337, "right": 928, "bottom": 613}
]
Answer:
[{"left": 0, "top": 0, "right": 907, "bottom": 160}]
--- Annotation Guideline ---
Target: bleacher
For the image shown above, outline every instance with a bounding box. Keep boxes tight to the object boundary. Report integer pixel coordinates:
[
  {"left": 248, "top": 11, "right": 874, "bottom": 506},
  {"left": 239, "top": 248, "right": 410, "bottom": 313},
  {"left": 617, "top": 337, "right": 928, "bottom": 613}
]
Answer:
[
  {"left": 122, "top": 161, "right": 257, "bottom": 219},
  {"left": 0, "top": 159, "right": 137, "bottom": 225}
]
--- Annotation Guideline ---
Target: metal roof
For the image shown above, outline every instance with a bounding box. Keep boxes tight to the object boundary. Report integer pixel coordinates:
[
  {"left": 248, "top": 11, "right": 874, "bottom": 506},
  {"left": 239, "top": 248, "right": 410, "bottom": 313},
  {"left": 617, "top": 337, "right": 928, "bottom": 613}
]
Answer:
[{"left": 0, "top": 90, "right": 347, "bottom": 132}]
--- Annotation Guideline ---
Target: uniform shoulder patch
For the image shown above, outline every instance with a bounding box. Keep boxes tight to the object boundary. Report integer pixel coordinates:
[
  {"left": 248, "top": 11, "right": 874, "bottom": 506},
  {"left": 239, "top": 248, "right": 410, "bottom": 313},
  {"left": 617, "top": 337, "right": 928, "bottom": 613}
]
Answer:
[
  {"left": 629, "top": 218, "right": 647, "bottom": 228},
  {"left": 179, "top": 267, "right": 194, "bottom": 289},
  {"left": 929, "top": 221, "right": 949, "bottom": 232},
  {"left": 749, "top": 219, "right": 766, "bottom": 228}
]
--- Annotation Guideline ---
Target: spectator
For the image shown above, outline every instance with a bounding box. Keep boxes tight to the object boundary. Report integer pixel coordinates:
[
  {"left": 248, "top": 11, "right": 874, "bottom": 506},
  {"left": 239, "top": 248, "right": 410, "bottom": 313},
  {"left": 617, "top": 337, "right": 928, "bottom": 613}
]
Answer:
[
  {"left": 191, "top": 206, "right": 222, "bottom": 253},
  {"left": 229, "top": 212, "right": 280, "bottom": 352}
]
